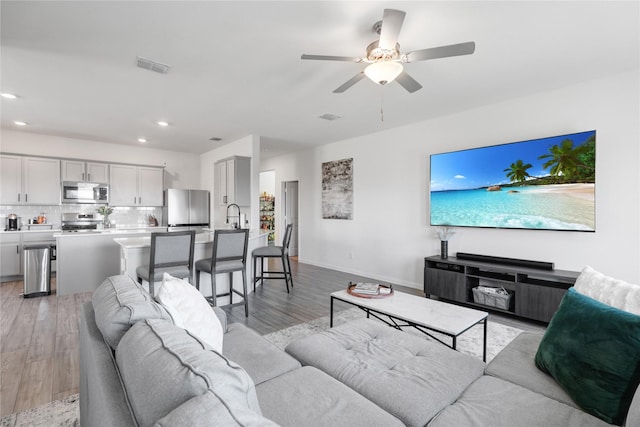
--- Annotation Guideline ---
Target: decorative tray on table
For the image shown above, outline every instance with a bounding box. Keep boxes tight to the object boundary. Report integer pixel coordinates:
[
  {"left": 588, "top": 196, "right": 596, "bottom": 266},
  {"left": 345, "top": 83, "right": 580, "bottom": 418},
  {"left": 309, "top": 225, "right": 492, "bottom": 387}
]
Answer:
[{"left": 347, "top": 282, "right": 394, "bottom": 299}]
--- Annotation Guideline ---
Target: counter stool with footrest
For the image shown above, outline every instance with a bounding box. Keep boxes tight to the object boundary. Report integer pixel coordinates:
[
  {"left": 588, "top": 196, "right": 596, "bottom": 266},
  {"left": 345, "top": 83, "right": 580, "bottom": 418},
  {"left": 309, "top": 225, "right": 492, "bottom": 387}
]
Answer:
[
  {"left": 195, "top": 229, "right": 250, "bottom": 317},
  {"left": 252, "top": 223, "right": 294, "bottom": 293}
]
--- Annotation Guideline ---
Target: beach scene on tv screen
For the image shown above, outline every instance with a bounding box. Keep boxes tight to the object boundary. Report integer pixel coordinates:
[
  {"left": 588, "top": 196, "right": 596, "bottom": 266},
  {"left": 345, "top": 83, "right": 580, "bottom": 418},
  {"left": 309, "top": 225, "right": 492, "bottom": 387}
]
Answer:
[{"left": 430, "top": 130, "right": 596, "bottom": 231}]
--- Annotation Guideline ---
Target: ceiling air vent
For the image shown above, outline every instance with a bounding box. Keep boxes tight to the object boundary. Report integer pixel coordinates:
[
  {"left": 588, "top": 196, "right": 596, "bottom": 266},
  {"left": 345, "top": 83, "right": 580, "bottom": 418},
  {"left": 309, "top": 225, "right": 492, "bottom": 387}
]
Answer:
[
  {"left": 319, "top": 113, "right": 341, "bottom": 121},
  {"left": 136, "top": 56, "right": 171, "bottom": 74}
]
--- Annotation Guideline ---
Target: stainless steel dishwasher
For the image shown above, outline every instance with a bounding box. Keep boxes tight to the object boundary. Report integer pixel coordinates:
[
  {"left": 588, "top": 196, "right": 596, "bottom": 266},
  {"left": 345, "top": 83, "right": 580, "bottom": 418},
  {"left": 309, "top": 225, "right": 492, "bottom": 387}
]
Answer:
[{"left": 23, "top": 243, "right": 53, "bottom": 297}]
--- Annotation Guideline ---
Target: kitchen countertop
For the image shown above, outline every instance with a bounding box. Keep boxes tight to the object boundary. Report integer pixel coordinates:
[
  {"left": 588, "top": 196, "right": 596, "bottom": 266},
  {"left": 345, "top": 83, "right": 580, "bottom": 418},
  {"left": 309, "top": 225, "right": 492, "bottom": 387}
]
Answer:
[
  {"left": 54, "top": 227, "right": 166, "bottom": 237},
  {"left": 114, "top": 229, "right": 268, "bottom": 249},
  {"left": 1, "top": 228, "right": 62, "bottom": 234}
]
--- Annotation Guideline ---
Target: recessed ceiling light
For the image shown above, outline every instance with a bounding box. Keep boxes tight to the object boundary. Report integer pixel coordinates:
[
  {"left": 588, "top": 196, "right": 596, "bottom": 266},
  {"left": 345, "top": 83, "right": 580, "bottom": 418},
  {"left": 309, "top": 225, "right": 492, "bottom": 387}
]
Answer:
[
  {"left": 13, "top": 120, "right": 27, "bottom": 126},
  {"left": 157, "top": 121, "right": 169, "bottom": 127},
  {"left": 138, "top": 138, "right": 147, "bottom": 143},
  {"left": 1, "top": 93, "right": 17, "bottom": 99},
  {"left": 209, "top": 137, "right": 222, "bottom": 142}
]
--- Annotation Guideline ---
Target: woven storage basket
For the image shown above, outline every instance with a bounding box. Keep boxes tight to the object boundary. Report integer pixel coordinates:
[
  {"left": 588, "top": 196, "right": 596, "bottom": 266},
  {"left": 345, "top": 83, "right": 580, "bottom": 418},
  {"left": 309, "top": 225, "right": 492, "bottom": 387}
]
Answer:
[{"left": 472, "top": 286, "right": 512, "bottom": 310}]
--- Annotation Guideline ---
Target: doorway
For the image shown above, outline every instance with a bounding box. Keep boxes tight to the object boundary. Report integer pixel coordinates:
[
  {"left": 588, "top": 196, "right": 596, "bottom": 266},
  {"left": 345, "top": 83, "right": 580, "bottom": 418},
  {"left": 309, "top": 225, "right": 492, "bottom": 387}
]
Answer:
[{"left": 283, "top": 180, "right": 299, "bottom": 256}]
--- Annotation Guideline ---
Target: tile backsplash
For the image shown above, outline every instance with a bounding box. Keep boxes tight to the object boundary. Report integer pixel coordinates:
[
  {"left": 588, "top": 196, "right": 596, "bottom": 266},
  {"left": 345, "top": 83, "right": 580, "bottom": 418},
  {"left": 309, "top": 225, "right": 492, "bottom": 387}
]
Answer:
[{"left": 0, "top": 204, "right": 163, "bottom": 230}]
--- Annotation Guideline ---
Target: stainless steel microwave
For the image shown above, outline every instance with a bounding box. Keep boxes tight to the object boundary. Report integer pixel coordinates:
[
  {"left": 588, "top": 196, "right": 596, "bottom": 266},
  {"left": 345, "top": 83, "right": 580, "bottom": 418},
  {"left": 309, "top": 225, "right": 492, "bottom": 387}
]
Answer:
[{"left": 62, "top": 181, "right": 109, "bottom": 204}]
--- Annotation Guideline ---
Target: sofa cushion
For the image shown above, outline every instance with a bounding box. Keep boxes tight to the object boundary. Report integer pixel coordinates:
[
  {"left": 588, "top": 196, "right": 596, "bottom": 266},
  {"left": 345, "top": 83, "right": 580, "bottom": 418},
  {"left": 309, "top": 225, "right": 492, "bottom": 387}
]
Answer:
[
  {"left": 256, "top": 366, "right": 404, "bottom": 427},
  {"left": 223, "top": 323, "right": 301, "bottom": 386},
  {"left": 154, "top": 390, "right": 279, "bottom": 427},
  {"left": 428, "top": 375, "right": 610, "bottom": 427},
  {"left": 79, "top": 302, "right": 136, "bottom": 426},
  {"left": 155, "top": 273, "right": 224, "bottom": 352},
  {"left": 285, "top": 318, "right": 486, "bottom": 427},
  {"left": 574, "top": 265, "right": 640, "bottom": 315},
  {"left": 486, "top": 331, "right": 577, "bottom": 408},
  {"left": 116, "top": 319, "right": 261, "bottom": 427},
  {"left": 535, "top": 288, "right": 640, "bottom": 425},
  {"left": 92, "top": 275, "right": 171, "bottom": 349}
]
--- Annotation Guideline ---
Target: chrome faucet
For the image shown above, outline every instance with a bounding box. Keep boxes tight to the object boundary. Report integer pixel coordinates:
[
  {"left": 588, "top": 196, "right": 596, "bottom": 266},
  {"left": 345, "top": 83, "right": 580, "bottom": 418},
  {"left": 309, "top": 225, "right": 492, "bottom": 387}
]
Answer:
[{"left": 226, "top": 203, "right": 241, "bottom": 229}]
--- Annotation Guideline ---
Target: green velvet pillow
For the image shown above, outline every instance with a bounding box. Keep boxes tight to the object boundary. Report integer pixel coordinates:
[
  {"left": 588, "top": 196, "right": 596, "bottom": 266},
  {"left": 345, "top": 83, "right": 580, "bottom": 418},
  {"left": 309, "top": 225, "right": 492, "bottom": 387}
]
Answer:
[{"left": 535, "top": 288, "right": 640, "bottom": 425}]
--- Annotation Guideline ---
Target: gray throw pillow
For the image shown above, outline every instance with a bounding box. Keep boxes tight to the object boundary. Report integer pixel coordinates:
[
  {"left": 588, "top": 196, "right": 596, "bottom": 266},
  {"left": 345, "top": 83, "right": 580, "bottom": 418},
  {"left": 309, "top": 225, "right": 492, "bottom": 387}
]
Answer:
[
  {"left": 116, "top": 319, "right": 261, "bottom": 427},
  {"left": 92, "top": 275, "right": 171, "bottom": 349}
]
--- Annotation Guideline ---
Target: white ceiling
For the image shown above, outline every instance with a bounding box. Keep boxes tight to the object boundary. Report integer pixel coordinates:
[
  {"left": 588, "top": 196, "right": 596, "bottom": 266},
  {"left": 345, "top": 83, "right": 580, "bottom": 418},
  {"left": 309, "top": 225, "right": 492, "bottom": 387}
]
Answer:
[{"left": 1, "top": 1, "right": 638, "bottom": 158}]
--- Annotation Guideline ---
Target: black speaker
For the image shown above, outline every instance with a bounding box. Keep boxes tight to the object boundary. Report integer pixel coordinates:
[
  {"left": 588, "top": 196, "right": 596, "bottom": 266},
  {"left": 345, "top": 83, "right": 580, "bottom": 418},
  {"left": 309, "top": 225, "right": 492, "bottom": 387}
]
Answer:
[{"left": 456, "top": 252, "right": 554, "bottom": 270}]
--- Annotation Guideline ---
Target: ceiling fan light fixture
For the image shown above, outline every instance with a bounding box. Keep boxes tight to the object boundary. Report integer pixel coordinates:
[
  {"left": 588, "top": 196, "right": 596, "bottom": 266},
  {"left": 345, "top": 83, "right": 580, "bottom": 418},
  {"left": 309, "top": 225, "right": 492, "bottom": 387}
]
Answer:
[{"left": 364, "top": 61, "right": 403, "bottom": 85}]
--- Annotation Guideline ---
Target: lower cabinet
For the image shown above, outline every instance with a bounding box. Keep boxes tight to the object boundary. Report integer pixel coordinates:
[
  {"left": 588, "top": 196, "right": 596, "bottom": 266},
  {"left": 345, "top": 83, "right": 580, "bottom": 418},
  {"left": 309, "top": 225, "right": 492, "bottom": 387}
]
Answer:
[
  {"left": 424, "top": 256, "right": 579, "bottom": 323},
  {"left": 515, "top": 282, "right": 568, "bottom": 322},
  {"left": 424, "top": 265, "right": 466, "bottom": 302},
  {"left": 0, "top": 234, "right": 21, "bottom": 277}
]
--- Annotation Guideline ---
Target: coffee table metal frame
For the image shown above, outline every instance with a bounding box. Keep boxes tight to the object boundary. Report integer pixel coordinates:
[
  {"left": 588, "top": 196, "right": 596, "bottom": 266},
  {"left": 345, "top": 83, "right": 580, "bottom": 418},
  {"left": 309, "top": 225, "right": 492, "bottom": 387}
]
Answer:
[{"left": 330, "top": 289, "right": 489, "bottom": 361}]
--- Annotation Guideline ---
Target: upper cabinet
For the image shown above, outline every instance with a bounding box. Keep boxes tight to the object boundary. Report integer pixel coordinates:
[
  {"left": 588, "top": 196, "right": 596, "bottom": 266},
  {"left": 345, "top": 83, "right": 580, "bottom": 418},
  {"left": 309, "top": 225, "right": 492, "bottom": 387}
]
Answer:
[
  {"left": 0, "top": 155, "right": 61, "bottom": 205},
  {"left": 110, "top": 164, "right": 164, "bottom": 207},
  {"left": 0, "top": 155, "right": 21, "bottom": 205},
  {"left": 61, "top": 160, "right": 108, "bottom": 183},
  {"left": 215, "top": 156, "right": 250, "bottom": 206}
]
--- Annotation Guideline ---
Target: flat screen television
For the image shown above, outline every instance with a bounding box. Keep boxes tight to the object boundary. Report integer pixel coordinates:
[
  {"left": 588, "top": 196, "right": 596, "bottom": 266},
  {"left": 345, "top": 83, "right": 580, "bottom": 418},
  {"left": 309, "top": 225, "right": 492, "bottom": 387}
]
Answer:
[{"left": 430, "top": 130, "right": 596, "bottom": 231}]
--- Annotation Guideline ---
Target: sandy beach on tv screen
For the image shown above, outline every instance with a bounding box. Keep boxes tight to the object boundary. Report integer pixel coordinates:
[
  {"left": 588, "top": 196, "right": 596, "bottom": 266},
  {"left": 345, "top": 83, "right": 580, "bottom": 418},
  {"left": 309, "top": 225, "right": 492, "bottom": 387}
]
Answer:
[{"left": 528, "top": 183, "right": 594, "bottom": 201}]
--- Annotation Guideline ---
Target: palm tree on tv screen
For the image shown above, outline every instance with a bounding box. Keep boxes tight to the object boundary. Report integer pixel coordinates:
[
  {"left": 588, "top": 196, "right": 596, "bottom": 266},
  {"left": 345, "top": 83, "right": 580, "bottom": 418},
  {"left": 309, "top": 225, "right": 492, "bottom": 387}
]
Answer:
[
  {"left": 504, "top": 159, "right": 533, "bottom": 185},
  {"left": 538, "top": 138, "right": 592, "bottom": 183}
]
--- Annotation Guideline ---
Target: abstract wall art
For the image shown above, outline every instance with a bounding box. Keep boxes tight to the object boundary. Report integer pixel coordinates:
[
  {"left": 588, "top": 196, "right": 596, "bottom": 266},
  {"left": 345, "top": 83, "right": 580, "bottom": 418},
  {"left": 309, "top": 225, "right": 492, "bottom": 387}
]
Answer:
[{"left": 322, "top": 158, "right": 353, "bottom": 220}]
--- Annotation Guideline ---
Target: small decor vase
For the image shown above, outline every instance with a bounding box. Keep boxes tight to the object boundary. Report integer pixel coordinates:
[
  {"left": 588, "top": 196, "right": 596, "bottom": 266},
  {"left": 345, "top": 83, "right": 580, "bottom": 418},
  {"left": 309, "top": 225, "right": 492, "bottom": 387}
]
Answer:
[{"left": 440, "top": 240, "right": 448, "bottom": 259}]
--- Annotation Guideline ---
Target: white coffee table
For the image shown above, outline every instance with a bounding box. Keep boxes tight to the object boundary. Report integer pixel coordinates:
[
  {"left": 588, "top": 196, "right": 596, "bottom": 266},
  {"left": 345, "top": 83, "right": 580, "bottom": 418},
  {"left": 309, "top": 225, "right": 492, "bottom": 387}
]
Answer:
[{"left": 330, "top": 289, "right": 489, "bottom": 361}]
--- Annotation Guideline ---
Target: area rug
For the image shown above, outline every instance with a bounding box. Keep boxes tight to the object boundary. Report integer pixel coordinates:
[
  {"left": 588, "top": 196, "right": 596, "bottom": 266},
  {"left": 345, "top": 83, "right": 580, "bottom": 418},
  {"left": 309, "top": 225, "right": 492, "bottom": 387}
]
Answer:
[
  {"left": 262, "top": 308, "right": 524, "bottom": 362},
  {"left": 0, "top": 309, "right": 523, "bottom": 426},
  {"left": 0, "top": 394, "right": 79, "bottom": 427}
]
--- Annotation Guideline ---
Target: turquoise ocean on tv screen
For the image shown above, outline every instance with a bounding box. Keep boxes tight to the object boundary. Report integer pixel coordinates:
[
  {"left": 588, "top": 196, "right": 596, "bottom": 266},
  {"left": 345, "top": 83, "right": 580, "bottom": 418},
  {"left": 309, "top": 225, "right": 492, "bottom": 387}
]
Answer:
[{"left": 430, "top": 186, "right": 594, "bottom": 231}]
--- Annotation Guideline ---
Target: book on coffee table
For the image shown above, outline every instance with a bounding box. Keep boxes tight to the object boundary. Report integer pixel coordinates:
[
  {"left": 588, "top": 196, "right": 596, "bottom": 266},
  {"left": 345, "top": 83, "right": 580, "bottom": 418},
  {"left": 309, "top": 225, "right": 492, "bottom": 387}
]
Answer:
[{"left": 352, "top": 283, "right": 380, "bottom": 295}]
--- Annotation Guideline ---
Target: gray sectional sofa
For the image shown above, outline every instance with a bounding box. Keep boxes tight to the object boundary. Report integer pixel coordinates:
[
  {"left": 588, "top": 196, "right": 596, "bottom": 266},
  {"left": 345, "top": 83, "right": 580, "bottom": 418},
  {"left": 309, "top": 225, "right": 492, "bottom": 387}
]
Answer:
[{"left": 80, "top": 275, "right": 640, "bottom": 426}]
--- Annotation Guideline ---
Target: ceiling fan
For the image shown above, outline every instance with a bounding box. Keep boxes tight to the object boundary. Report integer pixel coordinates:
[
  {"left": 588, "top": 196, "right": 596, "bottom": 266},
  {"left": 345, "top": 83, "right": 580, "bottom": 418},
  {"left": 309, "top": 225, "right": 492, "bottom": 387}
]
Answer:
[{"left": 301, "top": 9, "right": 475, "bottom": 93}]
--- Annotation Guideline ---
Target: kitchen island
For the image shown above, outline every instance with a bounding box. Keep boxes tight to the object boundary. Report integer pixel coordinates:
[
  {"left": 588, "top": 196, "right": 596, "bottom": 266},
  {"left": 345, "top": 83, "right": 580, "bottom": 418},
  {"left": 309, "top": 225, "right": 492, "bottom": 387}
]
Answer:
[
  {"left": 55, "top": 228, "right": 167, "bottom": 295},
  {"left": 114, "top": 230, "right": 268, "bottom": 306}
]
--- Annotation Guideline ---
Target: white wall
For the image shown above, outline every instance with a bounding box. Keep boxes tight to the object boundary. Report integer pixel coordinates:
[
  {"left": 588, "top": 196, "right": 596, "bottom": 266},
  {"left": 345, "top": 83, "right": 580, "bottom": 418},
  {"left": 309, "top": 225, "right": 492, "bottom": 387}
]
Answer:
[
  {"left": 0, "top": 130, "right": 201, "bottom": 189},
  {"left": 260, "top": 170, "right": 276, "bottom": 196},
  {"left": 262, "top": 70, "right": 640, "bottom": 287}
]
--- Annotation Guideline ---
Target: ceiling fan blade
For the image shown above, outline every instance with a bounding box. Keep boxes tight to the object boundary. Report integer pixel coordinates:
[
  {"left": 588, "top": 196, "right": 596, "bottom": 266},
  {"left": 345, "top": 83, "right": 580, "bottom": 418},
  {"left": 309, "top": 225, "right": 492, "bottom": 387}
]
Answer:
[
  {"left": 333, "top": 72, "right": 366, "bottom": 93},
  {"left": 378, "top": 9, "right": 406, "bottom": 51},
  {"left": 301, "top": 54, "right": 362, "bottom": 62},
  {"left": 395, "top": 71, "right": 422, "bottom": 93},
  {"left": 405, "top": 41, "right": 476, "bottom": 62}
]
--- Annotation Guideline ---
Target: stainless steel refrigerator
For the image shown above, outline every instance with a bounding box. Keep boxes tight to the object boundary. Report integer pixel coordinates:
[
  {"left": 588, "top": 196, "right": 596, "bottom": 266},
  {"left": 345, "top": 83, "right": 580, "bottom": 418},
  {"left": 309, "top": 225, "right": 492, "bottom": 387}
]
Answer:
[{"left": 165, "top": 189, "right": 210, "bottom": 231}]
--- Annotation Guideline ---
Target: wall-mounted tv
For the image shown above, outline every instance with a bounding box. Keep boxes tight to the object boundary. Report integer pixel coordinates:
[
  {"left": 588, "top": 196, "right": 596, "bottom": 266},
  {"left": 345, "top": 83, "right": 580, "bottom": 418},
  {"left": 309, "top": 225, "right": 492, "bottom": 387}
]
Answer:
[{"left": 430, "top": 130, "right": 596, "bottom": 231}]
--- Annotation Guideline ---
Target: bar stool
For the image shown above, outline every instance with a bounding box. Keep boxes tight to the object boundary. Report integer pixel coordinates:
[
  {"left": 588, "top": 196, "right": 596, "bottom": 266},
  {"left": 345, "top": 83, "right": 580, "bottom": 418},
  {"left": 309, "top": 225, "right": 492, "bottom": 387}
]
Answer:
[
  {"left": 252, "top": 223, "right": 294, "bottom": 293},
  {"left": 195, "top": 229, "right": 250, "bottom": 317},
  {"left": 136, "top": 230, "right": 196, "bottom": 296}
]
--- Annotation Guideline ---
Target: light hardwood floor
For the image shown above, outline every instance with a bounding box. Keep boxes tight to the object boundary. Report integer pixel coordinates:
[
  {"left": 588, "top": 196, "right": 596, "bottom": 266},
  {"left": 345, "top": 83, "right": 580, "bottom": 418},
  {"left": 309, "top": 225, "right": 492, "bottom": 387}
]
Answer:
[
  {"left": 0, "top": 278, "right": 92, "bottom": 417},
  {"left": 0, "top": 258, "right": 544, "bottom": 416}
]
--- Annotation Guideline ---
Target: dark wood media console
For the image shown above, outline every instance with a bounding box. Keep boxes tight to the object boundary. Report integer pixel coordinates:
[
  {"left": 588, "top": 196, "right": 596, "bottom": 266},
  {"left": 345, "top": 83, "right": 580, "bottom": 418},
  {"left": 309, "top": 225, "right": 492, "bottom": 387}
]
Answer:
[{"left": 423, "top": 255, "right": 580, "bottom": 323}]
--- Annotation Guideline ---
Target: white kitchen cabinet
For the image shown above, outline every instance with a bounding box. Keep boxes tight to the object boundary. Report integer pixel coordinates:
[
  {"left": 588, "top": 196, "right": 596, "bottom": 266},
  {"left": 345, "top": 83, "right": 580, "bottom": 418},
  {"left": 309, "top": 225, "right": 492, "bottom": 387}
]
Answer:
[
  {"left": 215, "top": 156, "right": 250, "bottom": 206},
  {"left": 61, "top": 160, "right": 108, "bottom": 183},
  {"left": 23, "top": 157, "right": 62, "bottom": 204},
  {"left": 110, "top": 164, "right": 164, "bottom": 207},
  {"left": 0, "top": 155, "right": 60, "bottom": 205},
  {"left": 0, "top": 155, "right": 22, "bottom": 205},
  {"left": 0, "top": 233, "right": 21, "bottom": 277},
  {"left": 137, "top": 167, "right": 164, "bottom": 206}
]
